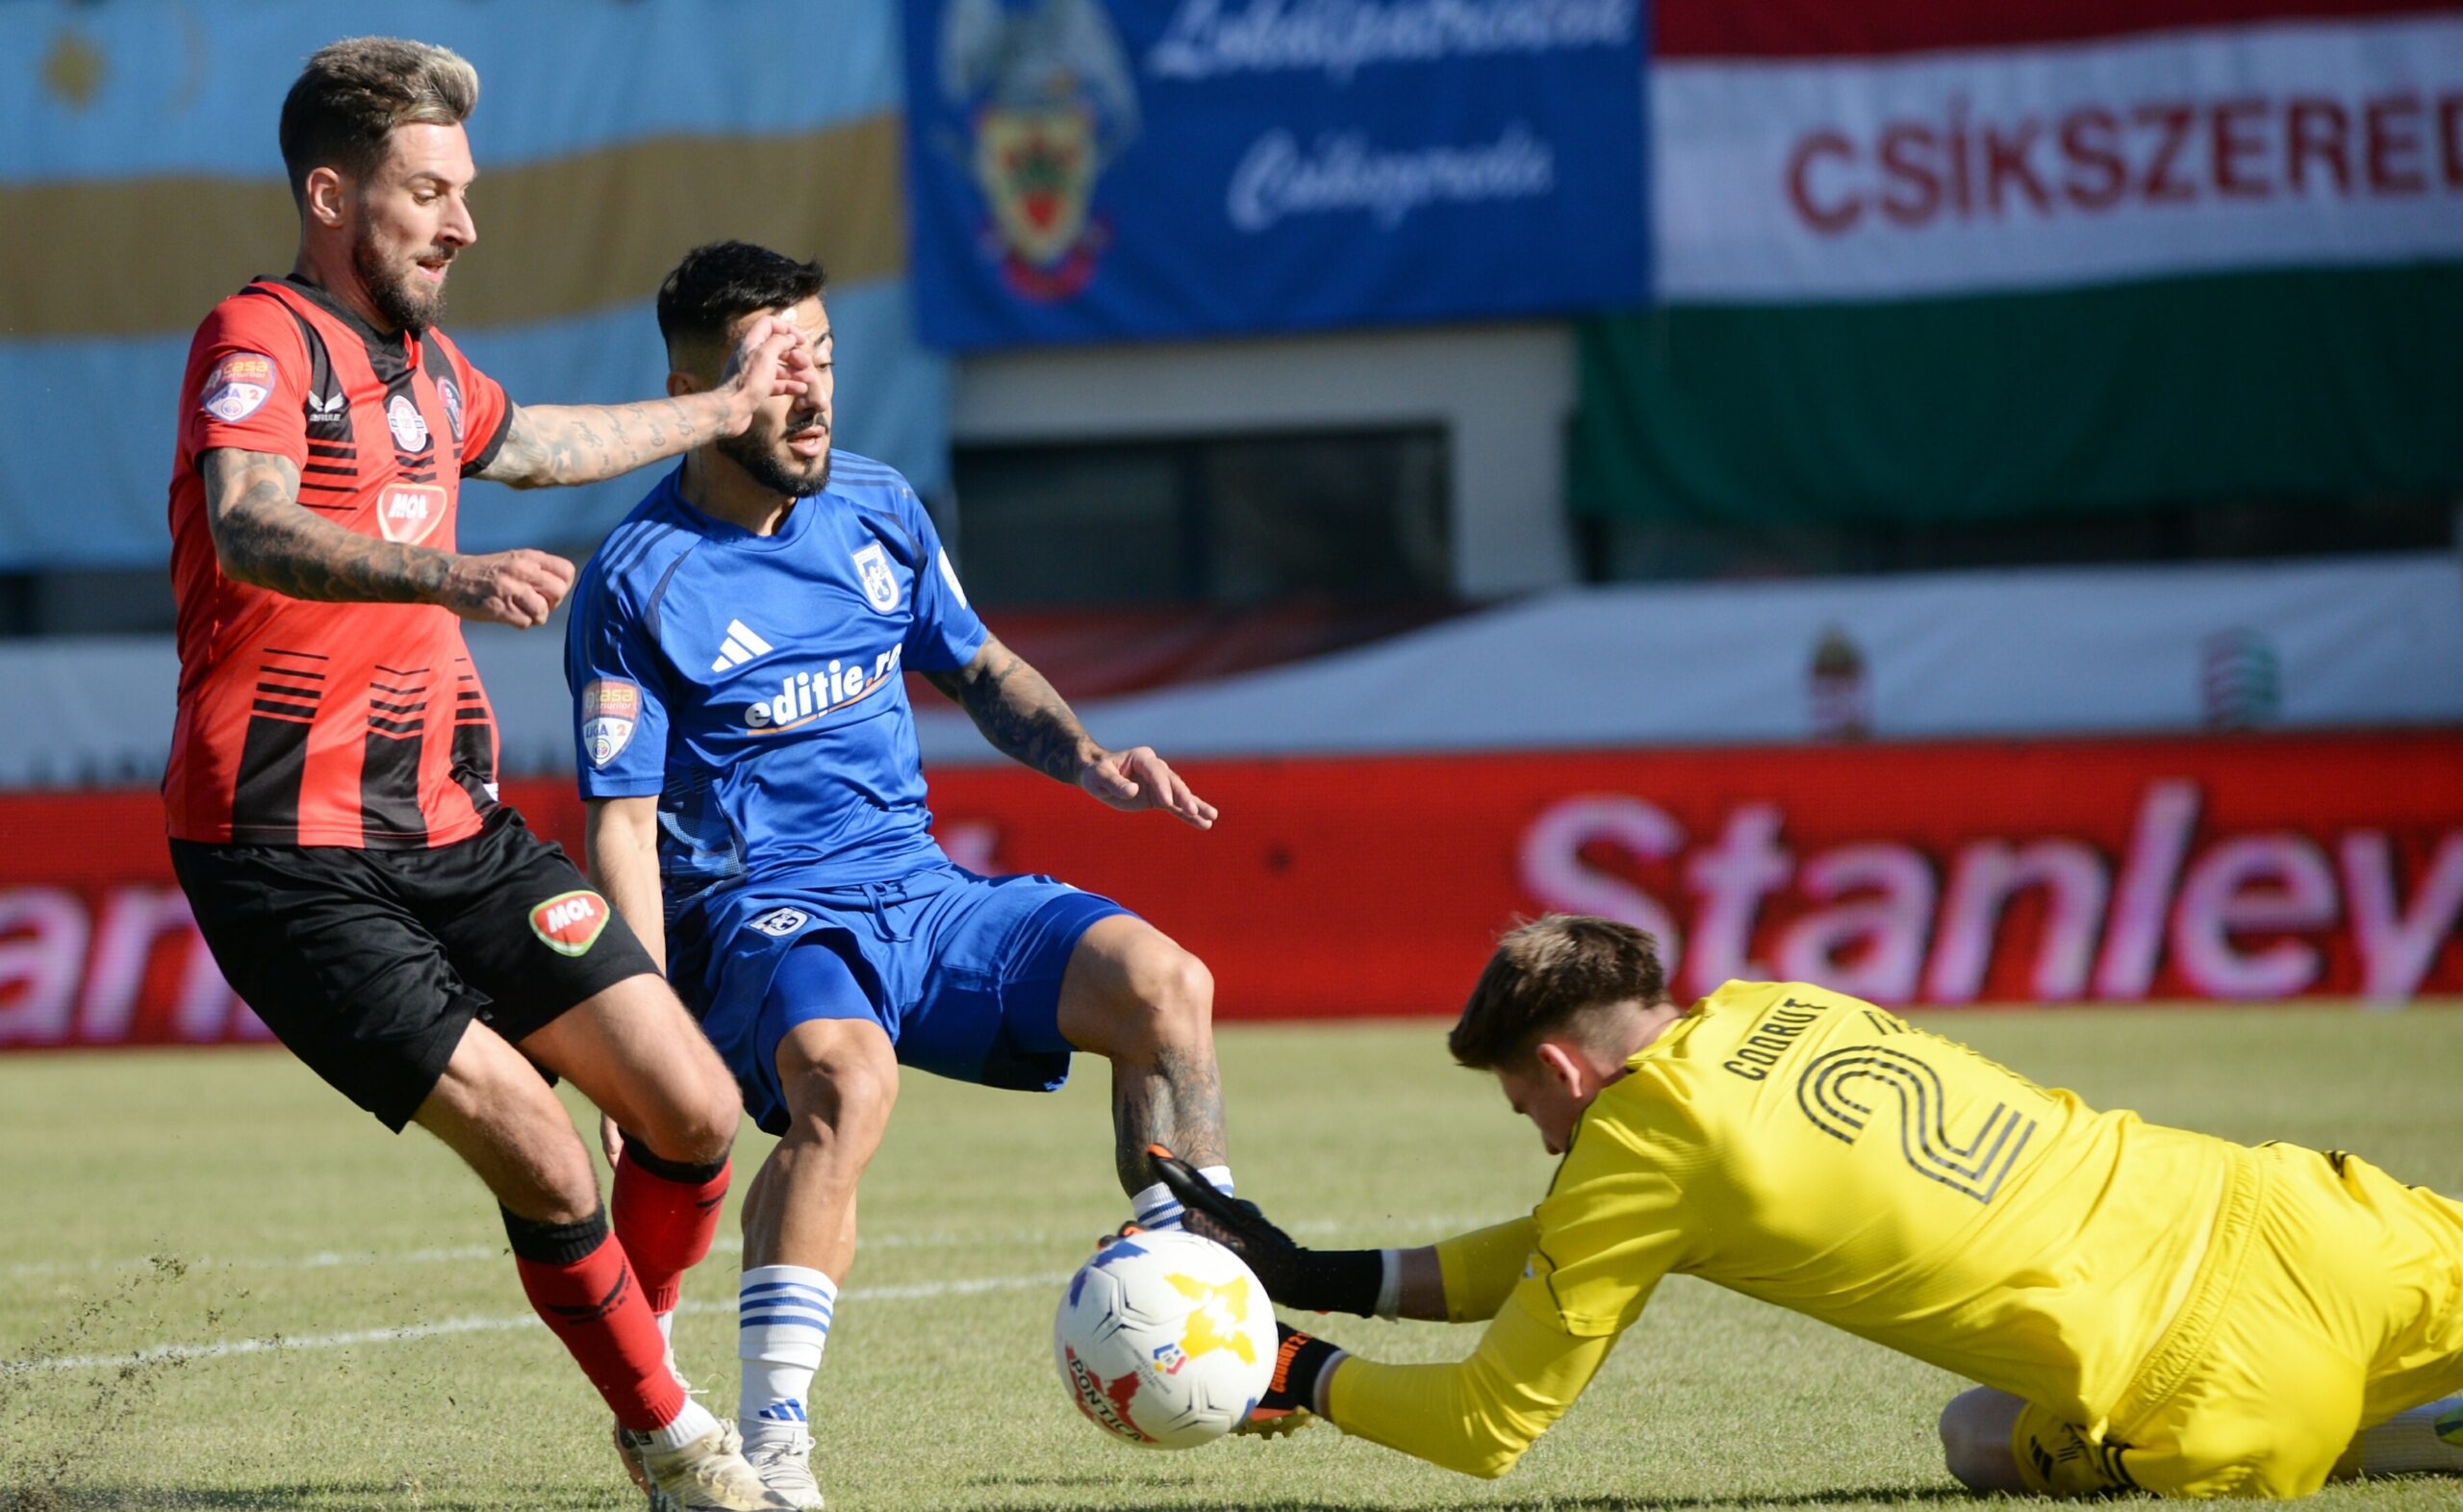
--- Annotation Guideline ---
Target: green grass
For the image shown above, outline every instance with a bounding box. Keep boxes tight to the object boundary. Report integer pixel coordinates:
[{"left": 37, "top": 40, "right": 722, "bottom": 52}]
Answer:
[{"left": 2, "top": 1008, "right": 2460, "bottom": 1510}]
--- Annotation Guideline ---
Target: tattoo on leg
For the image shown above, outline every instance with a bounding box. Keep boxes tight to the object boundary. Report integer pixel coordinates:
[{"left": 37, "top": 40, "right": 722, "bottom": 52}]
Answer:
[{"left": 1113, "top": 1043, "right": 1227, "bottom": 1196}]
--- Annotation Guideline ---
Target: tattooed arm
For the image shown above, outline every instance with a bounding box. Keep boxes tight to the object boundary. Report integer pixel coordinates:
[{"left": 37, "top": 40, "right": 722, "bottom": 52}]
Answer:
[
  {"left": 925, "top": 635, "right": 1217, "bottom": 829},
  {"left": 200, "top": 447, "right": 572, "bottom": 627},
  {"left": 474, "top": 315, "right": 812, "bottom": 490}
]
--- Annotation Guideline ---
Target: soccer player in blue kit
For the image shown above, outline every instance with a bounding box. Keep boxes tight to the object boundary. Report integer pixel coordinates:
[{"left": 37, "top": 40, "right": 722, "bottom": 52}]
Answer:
[{"left": 565, "top": 242, "right": 1236, "bottom": 1507}]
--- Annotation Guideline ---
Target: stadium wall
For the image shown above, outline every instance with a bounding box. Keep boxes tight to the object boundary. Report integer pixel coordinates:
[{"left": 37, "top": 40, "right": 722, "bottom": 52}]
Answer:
[{"left": 4, "top": 730, "right": 2456, "bottom": 1049}]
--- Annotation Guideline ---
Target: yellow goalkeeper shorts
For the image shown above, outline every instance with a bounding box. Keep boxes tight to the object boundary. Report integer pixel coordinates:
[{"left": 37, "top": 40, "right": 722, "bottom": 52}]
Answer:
[{"left": 2014, "top": 1142, "right": 2463, "bottom": 1499}]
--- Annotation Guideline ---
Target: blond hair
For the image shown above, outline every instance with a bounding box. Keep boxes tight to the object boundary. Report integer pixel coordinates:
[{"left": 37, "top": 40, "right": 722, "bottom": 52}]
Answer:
[{"left": 278, "top": 38, "right": 478, "bottom": 205}]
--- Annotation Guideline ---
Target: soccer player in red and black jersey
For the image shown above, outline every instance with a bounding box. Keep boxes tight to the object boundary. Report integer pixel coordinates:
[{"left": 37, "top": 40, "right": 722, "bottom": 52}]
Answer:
[{"left": 163, "top": 38, "right": 800, "bottom": 1511}]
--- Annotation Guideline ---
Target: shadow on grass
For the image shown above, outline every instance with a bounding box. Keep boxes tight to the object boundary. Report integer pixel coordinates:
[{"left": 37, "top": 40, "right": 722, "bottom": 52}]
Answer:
[{"left": 0, "top": 1484, "right": 617, "bottom": 1512}]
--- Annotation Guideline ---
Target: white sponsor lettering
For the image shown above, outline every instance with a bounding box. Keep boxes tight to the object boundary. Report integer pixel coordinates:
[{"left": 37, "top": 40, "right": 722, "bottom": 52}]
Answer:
[
  {"left": 1149, "top": 0, "right": 1633, "bottom": 85},
  {"left": 0, "top": 885, "right": 260, "bottom": 1048},
  {"left": 1228, "top": 121, "right": 1554, "bottom": 232},
  {"left": 542, "top": 897, "right": 599, "bottom": 933},
  {"left": 1516, "top": 783, "right": 2463, "bottom": 1007},
  {"left": 743, "top": 644, "right": 905, "bottom": 731}
]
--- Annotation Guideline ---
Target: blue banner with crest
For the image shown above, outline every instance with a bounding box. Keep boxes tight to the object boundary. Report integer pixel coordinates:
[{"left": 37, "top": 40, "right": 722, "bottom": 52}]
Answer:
[{"left": 901, "top": 0, "right": 1648, "bottom": 350}]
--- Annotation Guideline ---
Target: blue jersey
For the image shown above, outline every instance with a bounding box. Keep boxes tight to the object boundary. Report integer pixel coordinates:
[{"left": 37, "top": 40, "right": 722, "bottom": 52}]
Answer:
[{"left": 563, "top": 453, "right": 987, "bottom": 906}]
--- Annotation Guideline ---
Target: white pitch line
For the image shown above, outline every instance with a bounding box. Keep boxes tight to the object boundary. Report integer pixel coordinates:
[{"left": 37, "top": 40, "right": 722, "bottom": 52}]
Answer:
[
  {"left": 10, "top": 1271, "right": 1076, "bottom": 1374},
  {"left": 1, "top": 1215, "right": 1491, "bottom": 1282}
]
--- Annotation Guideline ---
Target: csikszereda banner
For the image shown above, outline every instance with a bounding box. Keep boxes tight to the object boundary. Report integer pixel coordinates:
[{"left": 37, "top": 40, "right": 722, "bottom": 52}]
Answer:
[
  {"left": 4, "top": 732, "right": 2456, "bottom": 1047},
  {"left": 1574, "top": 0, "right": 2463, "bottom": 526},
  {"left": 1655, "top": 6, "right": 2463, "bottom": 304},
  {"left": 899, "top": 0, "right": 1648, "bottom": 349}
]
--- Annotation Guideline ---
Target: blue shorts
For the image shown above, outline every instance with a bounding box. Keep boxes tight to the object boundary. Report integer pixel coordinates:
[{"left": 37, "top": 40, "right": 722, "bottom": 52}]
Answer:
[{"left": 672, "top": 863, "right": 1129, "bottom": 1134}]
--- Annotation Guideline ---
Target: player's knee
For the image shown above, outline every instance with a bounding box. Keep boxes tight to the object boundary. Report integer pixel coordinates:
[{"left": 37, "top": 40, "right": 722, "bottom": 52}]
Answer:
[
  {"left": 1938, "top": 1389, "right": 2027, "bottom": 1493},
  {"left": 666, "top": 1083, "right": 744, "bottom": 1167},
  {"left": 501, "top": 1135, "right": 602, "bottom": 1226},
  {"left": 782, "top": 1054, "right": 899, "bottom": 1149},
  {"left": 1120, "top": 943, "right": 1214, "bottom": 1052},
  {"left": 627, "top": 1066, "right": 741, "bottom": 1167}
]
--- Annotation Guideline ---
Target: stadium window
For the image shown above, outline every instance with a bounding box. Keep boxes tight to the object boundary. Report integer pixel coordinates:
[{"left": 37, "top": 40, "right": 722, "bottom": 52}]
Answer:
[{"left": 950, "top": 428, "right": 1451, "bottom": 608}]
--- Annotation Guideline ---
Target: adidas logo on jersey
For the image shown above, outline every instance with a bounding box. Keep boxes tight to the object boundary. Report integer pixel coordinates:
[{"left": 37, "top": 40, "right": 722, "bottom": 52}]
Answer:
[
  {"left": 711, "top": 618, "right": 774, "bottom": 671},
  {"left": 743, "top": 644, "right": 905, "bottom": 731}
]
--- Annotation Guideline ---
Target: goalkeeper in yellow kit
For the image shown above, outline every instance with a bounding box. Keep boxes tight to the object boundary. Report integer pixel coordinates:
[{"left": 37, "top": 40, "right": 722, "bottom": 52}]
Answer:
[{"left": 1154, "top": 915, "right": 2463, "bottom": 1499}]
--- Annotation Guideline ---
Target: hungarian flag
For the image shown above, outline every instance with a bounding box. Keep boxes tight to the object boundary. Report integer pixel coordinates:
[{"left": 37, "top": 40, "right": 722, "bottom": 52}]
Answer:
[{"left": 1576, "top": 0, "right": 2463, "bottom": 524}]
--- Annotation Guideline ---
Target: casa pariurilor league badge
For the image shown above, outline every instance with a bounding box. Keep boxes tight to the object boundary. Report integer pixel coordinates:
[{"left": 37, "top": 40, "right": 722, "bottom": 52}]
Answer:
[
  {"left": 935, "top": 0, "right": 1139, "bottom": 301},
  {"left": 200, "top": 352, "right": 277, "bottom": 422},
  {"left": 581, "top": 678, "right": 641, "bottom": 768}
]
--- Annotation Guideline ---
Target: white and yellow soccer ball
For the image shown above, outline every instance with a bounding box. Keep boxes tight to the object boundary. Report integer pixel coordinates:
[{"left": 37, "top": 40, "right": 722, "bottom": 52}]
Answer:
[{"left": 1054, "top": 1228, "right": 1278, "bottom": 1449}]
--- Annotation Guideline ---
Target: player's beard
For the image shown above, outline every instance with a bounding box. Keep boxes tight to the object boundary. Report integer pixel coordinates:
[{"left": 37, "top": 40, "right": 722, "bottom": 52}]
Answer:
[
  {"left": 352, "top": 227, "right": 448, "bottom": 332},
  {"left": 718, "top": 420, "right": 831, "bottom": 499}
]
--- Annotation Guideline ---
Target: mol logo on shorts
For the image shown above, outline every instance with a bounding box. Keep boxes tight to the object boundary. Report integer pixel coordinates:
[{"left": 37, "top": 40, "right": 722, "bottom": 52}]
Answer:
[{"left": 530, "top": 890, "right": 611, "bottom": 957}]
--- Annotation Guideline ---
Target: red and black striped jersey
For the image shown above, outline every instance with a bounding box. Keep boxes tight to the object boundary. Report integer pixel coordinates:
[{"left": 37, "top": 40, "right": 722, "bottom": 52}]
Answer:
[{"left": 165, "top": 276, "right": 515, "bottom": 848}]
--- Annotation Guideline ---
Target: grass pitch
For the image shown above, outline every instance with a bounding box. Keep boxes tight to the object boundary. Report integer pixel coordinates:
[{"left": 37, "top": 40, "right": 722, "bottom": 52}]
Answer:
[{"left": 3, "top": 1007, "right": 2460, "bottom": 1511}]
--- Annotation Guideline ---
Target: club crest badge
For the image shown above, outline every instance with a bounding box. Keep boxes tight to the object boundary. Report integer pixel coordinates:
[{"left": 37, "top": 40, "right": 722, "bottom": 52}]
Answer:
[
  {"left": 936, "top": 0, "right": 1139, "bottom": 302},
  {"left": 387, "top": 393, "right": 430, "bottom": 451},
  {"left": 200, "top": 353, "right": 276, "bottom": 423},
  {"left": 851, "top": 542, "right": 901, "bottom": 614},
  {"left": 437, "top": 377, "right": 464, "bottom": 443},
  {"left": 581, "top": 679, "right": 641, "bottom": 767},
  {"left": 751, "top": 907, "right": 811, "bottom": 938}
]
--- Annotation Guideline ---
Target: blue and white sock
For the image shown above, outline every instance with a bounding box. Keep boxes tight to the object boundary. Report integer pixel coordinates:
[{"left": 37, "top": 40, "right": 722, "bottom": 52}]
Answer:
[
  {"left": 2350, "top": 1395, "right": 2463, "bottom": 1477},
  {"left": 1129, "top": 1165, "right": 1233, "bottom": 1231},
  {"left": 738, "top": 1264, "right": 836, "bottom": 1444}
]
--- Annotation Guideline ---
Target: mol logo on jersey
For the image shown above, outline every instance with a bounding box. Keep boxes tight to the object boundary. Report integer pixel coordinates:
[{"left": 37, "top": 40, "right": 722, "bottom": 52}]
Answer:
[
  {"left": 376, "top": 483, "right": 446, "bottom": 545},
  {"left": 529, "top": 890, "right": 610, "bottom": 957},
  {"left": 742, "top": 644, "right": 904, "bottom": 732}
]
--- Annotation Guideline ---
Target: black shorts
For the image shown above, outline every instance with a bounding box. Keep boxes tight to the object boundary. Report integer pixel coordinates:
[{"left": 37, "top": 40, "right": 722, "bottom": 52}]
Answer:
[{"left": 170, "top": 809, "right": 659, "bottom": 1132}]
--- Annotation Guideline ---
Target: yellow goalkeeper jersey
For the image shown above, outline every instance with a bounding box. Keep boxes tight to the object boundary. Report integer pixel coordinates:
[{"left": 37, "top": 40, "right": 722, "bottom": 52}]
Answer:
[{"left": 1329, "top": 980, "right": 2250, "bottom": 1477}]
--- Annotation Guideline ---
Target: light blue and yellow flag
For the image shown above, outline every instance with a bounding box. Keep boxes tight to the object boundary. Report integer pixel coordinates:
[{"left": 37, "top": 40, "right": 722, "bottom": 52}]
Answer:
[{"left": 0, "top": 0, "right": 945, "bottom": 569}]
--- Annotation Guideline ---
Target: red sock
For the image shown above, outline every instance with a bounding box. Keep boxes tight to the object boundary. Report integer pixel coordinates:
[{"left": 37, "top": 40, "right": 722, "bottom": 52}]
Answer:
[
  {"left": 505, "top": 1207, "right": 683, "bottom": 1431},
  {"left": 612, "top": 1143, "right": 731, "bottom": 1316}
]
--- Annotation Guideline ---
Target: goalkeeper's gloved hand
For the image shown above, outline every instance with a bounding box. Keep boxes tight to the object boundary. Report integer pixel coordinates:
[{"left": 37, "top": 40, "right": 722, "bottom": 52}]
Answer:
[
  {"left": 1147, "top": 1145, "right": 1385, "bottom": 1316},
  {"left": 1260, "top": 1323, "right": 1346, "bottom": 1415}
]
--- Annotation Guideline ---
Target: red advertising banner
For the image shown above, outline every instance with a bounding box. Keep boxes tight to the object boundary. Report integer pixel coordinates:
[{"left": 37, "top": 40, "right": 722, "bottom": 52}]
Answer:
[{"left": 3, "top": 731, "right": 2457, "bottom": 1047}]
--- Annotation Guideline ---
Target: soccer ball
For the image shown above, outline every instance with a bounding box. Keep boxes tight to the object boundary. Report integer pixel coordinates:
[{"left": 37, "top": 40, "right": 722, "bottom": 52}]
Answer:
[{"left": 1054, "top": 1228, "right": 1278, "bottom": 1449}]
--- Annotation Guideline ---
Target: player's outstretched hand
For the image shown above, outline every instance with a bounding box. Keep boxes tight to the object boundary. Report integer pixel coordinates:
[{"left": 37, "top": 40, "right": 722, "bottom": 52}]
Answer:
[
  {"left": 715, "top": 314, "right": 813, "bottom": 434},
  {"left": 441, "top": 547, "right": 574, "bottom": 628},
  {"left": 1148, "top": 1146, "right": 1383, "bottom": 1316},
  {"left": 1079, "top": 745, "right": 1218, "bottom": 829}
]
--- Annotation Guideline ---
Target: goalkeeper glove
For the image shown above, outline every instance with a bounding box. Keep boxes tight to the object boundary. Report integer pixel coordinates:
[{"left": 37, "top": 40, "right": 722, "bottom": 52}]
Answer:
[{"left": 1147, "top": 1145, "right": 1385, "bottom": 1316}]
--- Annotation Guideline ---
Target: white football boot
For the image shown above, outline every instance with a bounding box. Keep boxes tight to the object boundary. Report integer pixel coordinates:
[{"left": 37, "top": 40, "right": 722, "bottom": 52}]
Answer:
[
  {"left": 744, "top": 1424, "right": 827, "bottom": 1510},
  {"left": 620, "top": 1420, "right": 794, "bottom": 1511}
]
